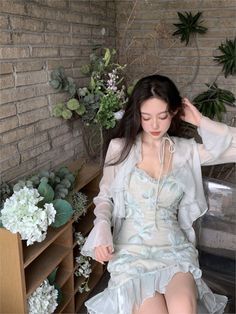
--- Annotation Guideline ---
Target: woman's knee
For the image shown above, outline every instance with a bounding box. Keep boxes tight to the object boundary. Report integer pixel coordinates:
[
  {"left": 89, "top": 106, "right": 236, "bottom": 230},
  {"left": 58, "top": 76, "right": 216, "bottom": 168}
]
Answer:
[{"left": 167, "top": 291, "right": 197, "bottom": 314}]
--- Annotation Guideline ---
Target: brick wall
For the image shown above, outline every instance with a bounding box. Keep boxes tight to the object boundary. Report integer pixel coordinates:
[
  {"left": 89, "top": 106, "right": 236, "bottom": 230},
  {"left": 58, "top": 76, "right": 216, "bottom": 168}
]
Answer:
[
  {"left": 116, "top": 0, "right": 236, "bottom": 102},
  {"left": 0, "top": 0, "right": 116, "bottom": 183}
]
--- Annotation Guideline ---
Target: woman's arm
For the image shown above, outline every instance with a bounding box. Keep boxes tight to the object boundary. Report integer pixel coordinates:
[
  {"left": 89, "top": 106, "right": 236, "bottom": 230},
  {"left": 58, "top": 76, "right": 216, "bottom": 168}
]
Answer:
[
  {"left": 181, "top": 98, "right": 236, "bottom": 165},
  {"left": 81, "top": 140, "right": 119, "bottom": 260}
]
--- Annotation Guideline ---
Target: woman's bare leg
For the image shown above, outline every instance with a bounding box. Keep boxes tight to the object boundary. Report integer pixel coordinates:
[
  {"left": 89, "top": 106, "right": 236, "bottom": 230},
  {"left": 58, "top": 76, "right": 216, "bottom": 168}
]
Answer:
[
  {"left": 165, "top": 272, "right": 197, "bottom": 314},
  {"left": 133, "top": 292, "right": 168, "bottom": 314}
]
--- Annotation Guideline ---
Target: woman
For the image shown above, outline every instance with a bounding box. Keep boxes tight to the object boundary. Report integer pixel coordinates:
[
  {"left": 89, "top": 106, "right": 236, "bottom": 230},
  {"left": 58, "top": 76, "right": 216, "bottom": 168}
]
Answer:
[{"left": 82, "top": 75, "right": 236, "bottom": 314}]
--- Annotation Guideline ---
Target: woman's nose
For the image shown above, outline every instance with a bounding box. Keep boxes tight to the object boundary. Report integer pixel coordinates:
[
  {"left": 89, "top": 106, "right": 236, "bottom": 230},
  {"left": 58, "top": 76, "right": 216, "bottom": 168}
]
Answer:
[{"left": 152, "top": 118, "right": 159, "bottom": 129}]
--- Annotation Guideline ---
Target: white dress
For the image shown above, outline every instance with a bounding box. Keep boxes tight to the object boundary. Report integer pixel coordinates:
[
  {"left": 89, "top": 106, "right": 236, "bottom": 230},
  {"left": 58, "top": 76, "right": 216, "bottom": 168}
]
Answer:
[{"left": 85, "top": 166, "right": 227, "bottom": 314}]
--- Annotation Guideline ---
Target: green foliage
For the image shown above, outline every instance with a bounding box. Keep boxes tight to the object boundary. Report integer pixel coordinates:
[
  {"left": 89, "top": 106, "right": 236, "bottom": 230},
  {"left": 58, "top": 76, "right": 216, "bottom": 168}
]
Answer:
[
  {"left": 51, "top": 199, "right": 74, "bottom": 228},
  {"left": 70, "top": 191, "right": 88, "bottom": 220},
  {"left": 0, "top": 183, "right": 12, "bottom": 209},
  {"left": 50, "top": 48, "right": 128, "bottom": 129},
  {"left": 193, "top": 83, "right": 235, "bottom": 121},
  {"left": 173, "top": 11, "right": 207, "bottom": 45},
  {"left": 50, "top": 67, "right": 76, "bottom": 97},
  {"left": 38, "top": 181, "right": 55, "bottom": 204},
  {"left": 214, "top": 38, "right": 236, "bottom": 78},
  {"left": 96, "top": 92, "right": 121, "bottom": 129}
]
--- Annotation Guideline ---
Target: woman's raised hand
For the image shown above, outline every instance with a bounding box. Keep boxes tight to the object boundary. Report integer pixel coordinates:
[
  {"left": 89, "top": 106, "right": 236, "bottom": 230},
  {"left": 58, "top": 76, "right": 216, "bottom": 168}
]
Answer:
[
  {"left": 181, "top": 98, "right": 202, "bottom": 127},
  {"left": 95, "top": 245, "right": 113, "bottom": 264}
]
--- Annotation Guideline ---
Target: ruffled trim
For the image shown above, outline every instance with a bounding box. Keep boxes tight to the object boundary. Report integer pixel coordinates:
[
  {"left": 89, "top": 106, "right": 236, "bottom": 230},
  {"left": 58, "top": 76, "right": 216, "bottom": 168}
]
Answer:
[{"left": 85, "top": 262, "right": 227, "bottom": 314}]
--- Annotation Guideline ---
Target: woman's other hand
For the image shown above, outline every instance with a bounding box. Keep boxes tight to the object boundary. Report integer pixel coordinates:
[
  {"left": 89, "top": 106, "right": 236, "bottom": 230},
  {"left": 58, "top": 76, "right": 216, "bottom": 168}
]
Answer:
[
  {"left": 95, "top": 245, "right": 113, "bottom": 264},
  {"left": 181, "top": 98, "right": 202, "bottom": 127}
]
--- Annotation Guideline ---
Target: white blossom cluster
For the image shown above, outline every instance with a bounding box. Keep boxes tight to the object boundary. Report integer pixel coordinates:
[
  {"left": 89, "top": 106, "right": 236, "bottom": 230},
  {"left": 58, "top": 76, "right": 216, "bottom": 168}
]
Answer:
[
  {"left": 27, "top": 279, "right": 58, "bottom": 314},
  {"left": 75, "top": 255, "right": 92, "bottom": 278},
  {"left": 74, "top": 231, "right": 86, "bottom": 248},
  {"left": 0, "top": 186, "right": 56, "bottom": 246},
  {"left": 106, "top": 69, "right": 118, "bottom": 92}
]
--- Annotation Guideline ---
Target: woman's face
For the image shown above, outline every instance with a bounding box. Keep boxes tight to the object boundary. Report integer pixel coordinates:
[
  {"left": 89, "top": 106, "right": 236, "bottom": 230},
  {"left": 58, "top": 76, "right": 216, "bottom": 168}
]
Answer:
[{"left": 140, "top": 97, "right": 172, "bottom": 140}]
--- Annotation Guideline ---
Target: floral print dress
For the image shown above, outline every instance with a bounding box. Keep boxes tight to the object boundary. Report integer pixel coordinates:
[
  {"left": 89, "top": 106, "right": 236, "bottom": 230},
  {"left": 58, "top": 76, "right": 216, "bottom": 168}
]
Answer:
[{"left": 85, "top": 167, "right": 227, "bottom": 314}]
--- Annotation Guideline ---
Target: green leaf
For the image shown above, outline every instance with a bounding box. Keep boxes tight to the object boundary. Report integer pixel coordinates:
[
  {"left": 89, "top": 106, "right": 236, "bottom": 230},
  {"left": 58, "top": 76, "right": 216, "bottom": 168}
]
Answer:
[
  {"left": 47, "top": 267, "right": 58, "bottom": 285},
  {"left": 66, "top": 98, "right": 80, "bottom": 110},
  {"left": 38, "top": 181, "right": 55, "bottom": 204},
  {"left": 51, "top": 199, "right": 74, "bottom": 228},
  {"left": 75, "top": 103, "right": 86, "bottom": 116},
  {"left": 50, "top": 80, "right": 61, "bottom": 89},
  {"left": 62, "top": 109, "right": 73, "bottom": 120}
]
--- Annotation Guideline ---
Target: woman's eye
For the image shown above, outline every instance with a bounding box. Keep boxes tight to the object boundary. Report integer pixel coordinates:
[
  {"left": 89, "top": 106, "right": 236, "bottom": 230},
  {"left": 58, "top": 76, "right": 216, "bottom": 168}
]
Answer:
[
  {"left": 159, "top": 115, "right": 168, "bottom": 120},
  {"left": 142, "top": 117, "right": 150, "bottom": 121}
]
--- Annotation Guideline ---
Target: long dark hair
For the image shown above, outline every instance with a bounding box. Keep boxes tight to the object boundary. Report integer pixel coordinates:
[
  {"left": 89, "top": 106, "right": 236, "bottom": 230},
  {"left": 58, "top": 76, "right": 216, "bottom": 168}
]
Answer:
[{"left": 107, "top": 74, "right": 184, "bottom": 165}]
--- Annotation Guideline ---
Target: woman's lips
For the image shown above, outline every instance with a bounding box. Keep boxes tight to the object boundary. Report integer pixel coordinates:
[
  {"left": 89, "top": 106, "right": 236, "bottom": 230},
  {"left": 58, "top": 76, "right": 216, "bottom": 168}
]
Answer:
[{"left": 150, "top": 131, "right": 161, "bottom": 136}]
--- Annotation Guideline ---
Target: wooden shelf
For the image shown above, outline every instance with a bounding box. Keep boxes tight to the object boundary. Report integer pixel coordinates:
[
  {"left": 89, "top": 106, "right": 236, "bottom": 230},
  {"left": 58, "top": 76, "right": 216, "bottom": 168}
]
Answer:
[
  {"left": 55, "top": 293, "right": 73, "bottom": 314},
  {"left": 25, "top": 244, "right": 70, "bottom": 297},
  {"left": 56, "top": 268, "right": 72, "bottom": 288},
  {"left": 0, "top": 160, "right": 102, "bottom": 314},
  {"left": 23, "top": 222, "right": 71, "bottom": 268},
  {"left": 73, "top": 162, "right": 100, "bottom": 191}
]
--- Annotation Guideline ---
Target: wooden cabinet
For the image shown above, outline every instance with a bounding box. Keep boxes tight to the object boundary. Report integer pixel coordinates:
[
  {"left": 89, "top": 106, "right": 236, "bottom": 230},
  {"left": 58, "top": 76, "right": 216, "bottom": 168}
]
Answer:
[{"left": 0, "top": 161, "right": 104, "bottom": 314}]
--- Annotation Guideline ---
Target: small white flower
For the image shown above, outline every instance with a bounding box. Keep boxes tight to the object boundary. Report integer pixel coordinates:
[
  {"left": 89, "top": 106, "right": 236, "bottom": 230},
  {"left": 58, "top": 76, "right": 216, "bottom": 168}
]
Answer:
[
  {"left": 27, "top": 279, "right": 58, "bottom": 314},
  {"left": 114, "top": 109, "right": 125, "bottom": 120}
]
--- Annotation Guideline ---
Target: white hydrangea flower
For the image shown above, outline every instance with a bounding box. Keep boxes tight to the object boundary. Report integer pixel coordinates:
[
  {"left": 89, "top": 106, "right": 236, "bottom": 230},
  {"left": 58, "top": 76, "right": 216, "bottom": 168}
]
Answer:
[
  {"left": 114, "top": 109, "right": 125, "bottom": 120},
  {"left": 28, "top": 279, "right": 58, "bottom": 314},
  {"left": 0, "top": 187, "right": 56, "bottom": 246}
]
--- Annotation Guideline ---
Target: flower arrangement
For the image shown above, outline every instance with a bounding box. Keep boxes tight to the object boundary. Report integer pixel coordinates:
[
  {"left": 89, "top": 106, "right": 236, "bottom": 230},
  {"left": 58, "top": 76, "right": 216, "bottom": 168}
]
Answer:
[
  {"left": 74, "top": 231, "right": 92, "bottom": 293},
  {"left": 27, "top": 279, "right": 58, "bottom": 314},
  {"left": 50, "top": 48, "right": 127, "bottom": 130},
  {"left": 0, "top": 166, "right": 75, "bottom": 245},
  {"left": 1, "top": 187, "right": 56, "bottom": 246}
]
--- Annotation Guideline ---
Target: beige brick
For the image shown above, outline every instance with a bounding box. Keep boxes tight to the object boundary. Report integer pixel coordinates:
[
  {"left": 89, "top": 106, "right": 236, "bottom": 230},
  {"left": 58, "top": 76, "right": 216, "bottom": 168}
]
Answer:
[
  {"left": 0, "top": 63, "right": 13, "bottom": 74},
  {"left": 0, "top": 47, "right": 30, "bottom": 59},
  {"left": 71, "top": 36, "right": 91, "bottom": 46},
  {"left": 0, "top": 1, "right": 26, "bottom": 15},
  {"left": 0, "top": 32, "right": 12, "bottom": 44},
  {"left": 52, "top": 132, "right": 72, "bottom": 147},
  {"left": 15, "top": 60, "right": 45, "bottom": 72},
  {"left": 47, "top": 58, "right": 73, "bottom": 70},
  {"left": 1, "top": 126, "right": 34, "bottom": 145},
  {"left": 69, "top": 1, "right": 90, "bottom": 12},
  {"left": 18, "top": 107, "right": 50, "bottom": 126},
  {"left": 82, "top": 14, "right": 101, "bottom": 25},
  {"left": 16, "top": 70, "right": 48, "bottom": 87},
  {"left": 48, "top": 92, "right": 68, "bottom": 106},
  {"left": 51, "top": 149, "right": 74, "bottom": 168},
  {"left": 0, "top": 86, "right": 35, "bottom": 105},
  {"left": 35, "top": 117, "right": 62, "bottom": 132},
  {"left": 0, "top": 116, "right": 18, "bottom": 133},
  {"left": 0, "top": 15, "right": 9, "bottom": 29},
  {"left": 0, "top": 156, "right": 20, "bottom": 173},
  {"left": 60, "top": 48, "right": 82, "bottom": 57},
  {"left": 0, "top": 103, "right": 16, "bottom": 118},
  {"left": 48, "top": 124, "right": 70, "bottom": 139},
  {"left": 36, "top": 147, "right": 60, "bottom": 164},
  {"left": 0, "top": 74, "right": 14, "bottom": 90},
  {"left": 10, "top": 16, "right": 44, "bottom": 32},
  {"left": 0, "top": 144, "right": 19, "bottom": 162},
  {"left": 33, "top": 0, "right": 68, "bottom": 8},
  {"left": 21, "top": 142, "right": 51, "bottom": 162},
  {"left": 71, "top": 24, "right": 91, "bottom": 35},
  {"left": 12, "top": 32, "right": 44, "bottom": 45},
  {"left": 45, "top": 34, "right": 71, "bottom": 45},
  {"left": 35, "top": 83, "right": 53, "bottom": 97},
  {"left": 18, "top": 132, "right": 48, "bottom": 152},
  {"left": 2, "top": 159, "right": 36, "bottom": 183},
  {"left": 17, "top": 96, "right": 48, "bottom": 113},
  {"left": 64, "top": 12, "right": 83, "bottom": 23},
  {"left": 32, "top": 47, "right": 58, "bottom": 58},
  {"left": 26, "top": 3, "right": 65, "bottom": 21},
  {"left": 45, "top": 21, "right": 70, "bottom": 33}
]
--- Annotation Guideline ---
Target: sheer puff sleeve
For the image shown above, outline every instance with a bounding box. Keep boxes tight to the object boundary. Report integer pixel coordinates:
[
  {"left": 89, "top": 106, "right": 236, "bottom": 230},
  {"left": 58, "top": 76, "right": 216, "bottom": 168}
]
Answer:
[
  {"left": 81, "top": 139, "right": 120, "bottom": 259},
  {"left": 197, "top": 116, "right": 236, "bottom": 165}
]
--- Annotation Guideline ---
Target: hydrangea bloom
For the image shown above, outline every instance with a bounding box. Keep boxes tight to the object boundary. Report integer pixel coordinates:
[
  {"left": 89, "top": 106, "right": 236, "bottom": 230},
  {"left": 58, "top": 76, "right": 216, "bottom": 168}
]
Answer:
[
  {"left": 0, "top": 187, "right": 56, "bottom": 246},
  {"left": 27, "top": 279, "right": 58, "bottom": 314}
]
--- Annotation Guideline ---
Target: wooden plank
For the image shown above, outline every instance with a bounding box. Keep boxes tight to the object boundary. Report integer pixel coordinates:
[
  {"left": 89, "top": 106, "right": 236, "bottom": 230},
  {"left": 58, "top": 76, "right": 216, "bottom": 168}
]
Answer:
[{"left": 25, "top": 244, "right": 70, "bottom": 297}]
